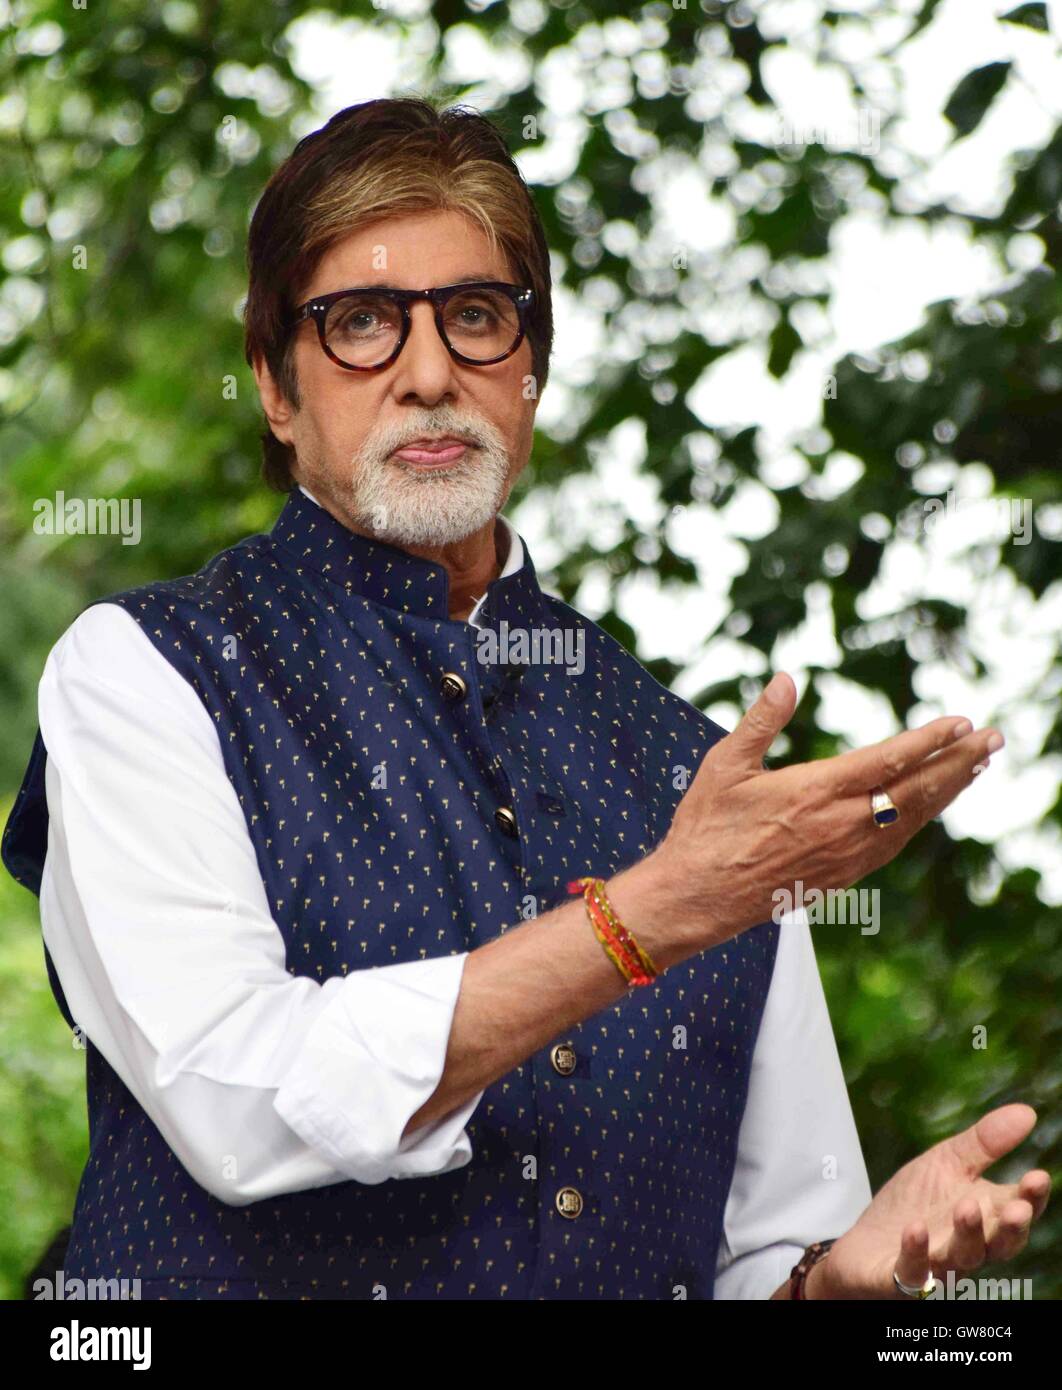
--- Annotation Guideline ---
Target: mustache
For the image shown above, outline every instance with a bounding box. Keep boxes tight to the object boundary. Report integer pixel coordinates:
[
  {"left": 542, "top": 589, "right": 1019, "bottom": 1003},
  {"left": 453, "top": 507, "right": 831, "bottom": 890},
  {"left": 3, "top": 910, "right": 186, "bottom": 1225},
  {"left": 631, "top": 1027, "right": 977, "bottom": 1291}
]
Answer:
[{"left": 369, "top": 414, "right": 495, "bottom": 458}]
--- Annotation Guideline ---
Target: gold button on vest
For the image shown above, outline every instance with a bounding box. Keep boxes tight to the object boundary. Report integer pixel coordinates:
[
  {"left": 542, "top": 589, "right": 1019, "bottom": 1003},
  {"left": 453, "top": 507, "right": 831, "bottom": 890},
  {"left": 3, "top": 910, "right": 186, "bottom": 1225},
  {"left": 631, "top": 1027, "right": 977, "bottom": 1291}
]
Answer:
[
  {"left": 440, "top": 671, "right": 467, "bottom": 701},
  {"left": 494, "top": 805, "right": 518, "bottom": 837},
  {"left": 555, "top": 1186, "right": 583, "bottom": 1219},
  {"left": 550, "top": 1042, "right": 576, "bottom": 1075}
]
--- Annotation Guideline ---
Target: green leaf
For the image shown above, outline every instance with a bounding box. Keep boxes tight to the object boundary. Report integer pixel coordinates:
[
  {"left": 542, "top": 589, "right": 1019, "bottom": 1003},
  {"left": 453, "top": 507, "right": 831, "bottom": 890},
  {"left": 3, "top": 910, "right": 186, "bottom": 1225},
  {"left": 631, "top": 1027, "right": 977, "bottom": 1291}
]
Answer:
[
  {"left": 943, "top": 62, "right": 1012, "bottom": 137},
  {"left": 1000, "top": 3, "right": 1049, "bottom": 32},
  {"left": 767, "top": 313, "right": 802, "bottom": 378}
]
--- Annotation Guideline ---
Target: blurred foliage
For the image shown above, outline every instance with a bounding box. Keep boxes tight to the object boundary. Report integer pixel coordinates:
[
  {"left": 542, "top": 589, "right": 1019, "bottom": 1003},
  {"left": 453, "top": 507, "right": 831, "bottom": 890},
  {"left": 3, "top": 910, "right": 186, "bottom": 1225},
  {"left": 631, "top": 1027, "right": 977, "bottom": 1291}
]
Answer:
[{"left": 0, "top": 0, "right": 1059, "bottom": 1300}]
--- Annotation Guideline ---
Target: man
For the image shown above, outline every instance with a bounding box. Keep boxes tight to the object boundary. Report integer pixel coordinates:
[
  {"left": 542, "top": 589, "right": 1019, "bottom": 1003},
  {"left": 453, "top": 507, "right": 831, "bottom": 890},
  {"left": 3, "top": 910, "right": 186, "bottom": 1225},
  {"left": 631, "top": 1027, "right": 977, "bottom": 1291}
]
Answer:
[{"left": 3, "top": 98, "right": 1048, "bottom": 1301}]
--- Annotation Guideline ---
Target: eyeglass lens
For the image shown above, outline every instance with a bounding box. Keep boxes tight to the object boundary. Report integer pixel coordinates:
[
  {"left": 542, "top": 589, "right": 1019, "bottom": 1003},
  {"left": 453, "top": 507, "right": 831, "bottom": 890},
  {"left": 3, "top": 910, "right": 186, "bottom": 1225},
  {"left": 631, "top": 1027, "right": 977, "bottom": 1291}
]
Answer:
[{"left": 323, "top": 288, "right": 521, "bottom": 367}]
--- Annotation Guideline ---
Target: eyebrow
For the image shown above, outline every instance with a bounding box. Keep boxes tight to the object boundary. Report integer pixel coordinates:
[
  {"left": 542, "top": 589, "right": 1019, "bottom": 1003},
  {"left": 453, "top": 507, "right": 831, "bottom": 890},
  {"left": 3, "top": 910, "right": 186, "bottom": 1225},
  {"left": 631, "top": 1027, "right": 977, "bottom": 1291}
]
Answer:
[{"left": 351, "top": 273, "right": 496, "bottom": 289}]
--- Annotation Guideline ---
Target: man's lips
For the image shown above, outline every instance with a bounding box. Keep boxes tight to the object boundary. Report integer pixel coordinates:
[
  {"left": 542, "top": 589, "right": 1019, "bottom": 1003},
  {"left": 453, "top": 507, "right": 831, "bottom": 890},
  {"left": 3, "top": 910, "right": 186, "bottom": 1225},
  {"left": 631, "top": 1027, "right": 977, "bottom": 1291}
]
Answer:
[{"left": 391, "top": 439, "right": 472, "bottom": 465}]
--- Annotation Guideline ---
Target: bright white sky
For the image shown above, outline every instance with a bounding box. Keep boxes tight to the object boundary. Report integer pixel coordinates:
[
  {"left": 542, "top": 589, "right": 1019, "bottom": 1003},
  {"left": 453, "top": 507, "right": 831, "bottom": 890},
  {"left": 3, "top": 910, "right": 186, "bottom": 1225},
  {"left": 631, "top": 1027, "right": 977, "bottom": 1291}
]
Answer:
[{"left": 280, "top": 0, "right": 1062, "bottom": 903}]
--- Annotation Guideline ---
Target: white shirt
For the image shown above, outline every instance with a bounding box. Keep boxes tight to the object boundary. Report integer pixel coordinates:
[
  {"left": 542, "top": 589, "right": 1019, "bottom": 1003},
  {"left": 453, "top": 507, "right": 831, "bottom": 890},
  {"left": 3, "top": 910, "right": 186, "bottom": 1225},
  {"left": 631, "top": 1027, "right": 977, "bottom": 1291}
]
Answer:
[{"left": 36, "top": 484, "right": 872, "bottom": 1298}]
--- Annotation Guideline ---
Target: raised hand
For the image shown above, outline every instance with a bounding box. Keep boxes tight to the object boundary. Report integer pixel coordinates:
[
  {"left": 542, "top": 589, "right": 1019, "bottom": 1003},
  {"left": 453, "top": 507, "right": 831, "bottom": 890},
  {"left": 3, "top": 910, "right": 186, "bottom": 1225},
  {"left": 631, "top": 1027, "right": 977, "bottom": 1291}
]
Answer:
[{"left": 652, "top": 671, "right": 1004, "bottom": 951}]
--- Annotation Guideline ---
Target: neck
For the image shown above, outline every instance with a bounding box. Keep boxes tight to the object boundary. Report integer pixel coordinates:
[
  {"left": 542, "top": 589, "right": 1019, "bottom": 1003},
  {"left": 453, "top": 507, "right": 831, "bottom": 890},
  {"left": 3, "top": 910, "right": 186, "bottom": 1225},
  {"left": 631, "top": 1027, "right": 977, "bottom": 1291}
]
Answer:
[{"left": 432, "top": 516, "right": 508, "bottom": 622}]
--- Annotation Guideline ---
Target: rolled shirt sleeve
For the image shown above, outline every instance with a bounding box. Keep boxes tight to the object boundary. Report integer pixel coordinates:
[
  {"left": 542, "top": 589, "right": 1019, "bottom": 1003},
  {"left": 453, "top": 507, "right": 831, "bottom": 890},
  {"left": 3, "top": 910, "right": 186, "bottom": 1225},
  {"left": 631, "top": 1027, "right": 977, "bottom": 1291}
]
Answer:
[
  {"left": 713, "top": 907, "right": 873, "bottom": 1299},
  {"left": 38, "top": 602, "right": 484, "bottom": 1205}
]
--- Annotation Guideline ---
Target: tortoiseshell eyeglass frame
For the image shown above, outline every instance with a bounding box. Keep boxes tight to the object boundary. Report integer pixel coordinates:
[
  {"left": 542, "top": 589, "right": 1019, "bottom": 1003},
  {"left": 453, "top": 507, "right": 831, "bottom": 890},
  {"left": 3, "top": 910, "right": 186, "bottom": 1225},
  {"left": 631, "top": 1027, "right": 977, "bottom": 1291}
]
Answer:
[{"left": 285, "top": 281, "right": 535, "bottom": 371}]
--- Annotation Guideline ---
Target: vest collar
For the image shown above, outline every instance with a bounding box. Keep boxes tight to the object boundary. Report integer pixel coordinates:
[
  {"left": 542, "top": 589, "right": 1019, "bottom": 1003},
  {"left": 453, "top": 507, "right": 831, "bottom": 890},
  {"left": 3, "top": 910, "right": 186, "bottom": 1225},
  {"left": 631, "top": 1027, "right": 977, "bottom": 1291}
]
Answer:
[{"left": 268, "top": 484, "right": 550, "bottom": 628}]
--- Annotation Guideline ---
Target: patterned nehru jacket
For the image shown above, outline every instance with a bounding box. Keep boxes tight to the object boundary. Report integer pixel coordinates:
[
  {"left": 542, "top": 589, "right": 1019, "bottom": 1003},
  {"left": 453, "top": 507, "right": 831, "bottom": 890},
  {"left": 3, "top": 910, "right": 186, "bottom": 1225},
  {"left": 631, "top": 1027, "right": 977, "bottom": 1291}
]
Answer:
[{"left": 2, "top": 486, "right": 780, "bottom": 1299}]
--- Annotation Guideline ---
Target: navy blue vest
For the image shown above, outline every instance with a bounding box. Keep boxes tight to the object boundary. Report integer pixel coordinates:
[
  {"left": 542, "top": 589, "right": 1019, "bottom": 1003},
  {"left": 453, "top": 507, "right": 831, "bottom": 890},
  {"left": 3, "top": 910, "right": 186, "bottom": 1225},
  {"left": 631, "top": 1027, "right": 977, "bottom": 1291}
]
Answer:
[{"left": 2, "top": 488, "right": 779, "bottom": 1299}]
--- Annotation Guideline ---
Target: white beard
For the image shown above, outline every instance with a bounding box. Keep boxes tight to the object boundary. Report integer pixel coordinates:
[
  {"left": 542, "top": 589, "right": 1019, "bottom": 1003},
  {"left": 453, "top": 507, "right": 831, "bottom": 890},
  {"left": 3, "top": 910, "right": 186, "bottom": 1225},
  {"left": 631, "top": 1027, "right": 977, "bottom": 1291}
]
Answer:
[{"left": 346, "top": 405, "right": 513, "bottom": 548}]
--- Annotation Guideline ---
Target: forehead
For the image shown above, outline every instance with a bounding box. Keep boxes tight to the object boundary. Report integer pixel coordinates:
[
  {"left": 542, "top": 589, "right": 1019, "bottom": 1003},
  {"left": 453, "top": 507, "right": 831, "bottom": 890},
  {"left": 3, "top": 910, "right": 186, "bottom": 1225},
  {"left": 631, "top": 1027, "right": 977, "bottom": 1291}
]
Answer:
[{"left": 305, "top": 209, "right": 515, "bottom": 294}]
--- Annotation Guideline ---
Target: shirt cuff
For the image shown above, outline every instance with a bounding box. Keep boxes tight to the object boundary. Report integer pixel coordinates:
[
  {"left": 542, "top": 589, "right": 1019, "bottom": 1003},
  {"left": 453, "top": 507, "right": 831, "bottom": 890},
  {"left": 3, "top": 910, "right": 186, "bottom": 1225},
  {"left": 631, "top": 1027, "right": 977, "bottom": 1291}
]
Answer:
[
  {"left": 273, "top": 951, "right": 483, "bottom": 1184},
  {"left": 714, "top": 1241, "right": 805, "bottom": 1300}
]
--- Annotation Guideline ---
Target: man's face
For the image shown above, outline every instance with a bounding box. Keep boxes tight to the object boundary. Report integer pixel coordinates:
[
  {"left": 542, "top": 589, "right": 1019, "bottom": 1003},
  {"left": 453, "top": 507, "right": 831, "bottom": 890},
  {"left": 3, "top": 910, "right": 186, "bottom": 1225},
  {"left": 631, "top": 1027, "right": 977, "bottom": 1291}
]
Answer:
[{"left": 254, "top": 208, "right": 539, "bottom": 548}]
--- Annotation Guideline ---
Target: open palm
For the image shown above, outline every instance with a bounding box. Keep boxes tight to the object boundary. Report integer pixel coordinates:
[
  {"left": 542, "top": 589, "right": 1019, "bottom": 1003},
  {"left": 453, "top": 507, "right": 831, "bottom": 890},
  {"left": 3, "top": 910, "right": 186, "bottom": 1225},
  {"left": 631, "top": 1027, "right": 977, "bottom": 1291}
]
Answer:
[{"left": 822, "top": 1103, "right": 1051, "bottom": 1299}]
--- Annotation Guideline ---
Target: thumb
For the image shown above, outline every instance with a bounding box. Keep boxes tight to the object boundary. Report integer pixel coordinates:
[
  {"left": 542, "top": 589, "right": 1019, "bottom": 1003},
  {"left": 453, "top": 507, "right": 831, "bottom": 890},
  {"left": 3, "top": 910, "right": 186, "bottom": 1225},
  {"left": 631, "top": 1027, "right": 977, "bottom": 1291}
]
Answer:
[
  {"left": 948, "top": 1103, "right": 1038, "bottom": 1180},
  {"left": 713, "top": 672, "right": 796, "bottom": 773}
]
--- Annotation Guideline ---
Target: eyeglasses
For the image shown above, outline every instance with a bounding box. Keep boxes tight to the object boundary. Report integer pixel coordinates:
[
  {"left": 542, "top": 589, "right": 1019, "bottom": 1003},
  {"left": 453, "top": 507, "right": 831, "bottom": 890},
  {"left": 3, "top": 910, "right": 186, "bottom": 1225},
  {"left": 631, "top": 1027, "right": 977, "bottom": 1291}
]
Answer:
[{"left": 286, "top": 281, "right": 535, "bottom": 371}]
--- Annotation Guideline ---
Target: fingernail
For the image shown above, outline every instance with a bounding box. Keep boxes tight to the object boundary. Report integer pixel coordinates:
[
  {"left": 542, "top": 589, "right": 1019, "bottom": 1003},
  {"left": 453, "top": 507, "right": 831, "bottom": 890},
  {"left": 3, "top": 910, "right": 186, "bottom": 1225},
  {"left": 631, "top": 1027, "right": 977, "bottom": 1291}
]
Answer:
[
  {"left": 986, "top": 732, "right": 1004, "bottom": 753},
  {"left": 951, "top": 720, "right": 973, "bottom": 741},
  {"left": 972, "top": 760, "right": 990, "bottom": 775}
]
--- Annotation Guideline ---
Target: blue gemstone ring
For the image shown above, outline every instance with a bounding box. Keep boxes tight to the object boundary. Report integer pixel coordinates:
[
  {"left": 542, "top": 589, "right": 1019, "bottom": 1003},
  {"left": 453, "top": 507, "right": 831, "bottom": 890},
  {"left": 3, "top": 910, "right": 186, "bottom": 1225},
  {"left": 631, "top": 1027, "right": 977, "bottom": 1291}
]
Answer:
[{"left": 871, "top": 786, "right": 900, "bottom": 828}]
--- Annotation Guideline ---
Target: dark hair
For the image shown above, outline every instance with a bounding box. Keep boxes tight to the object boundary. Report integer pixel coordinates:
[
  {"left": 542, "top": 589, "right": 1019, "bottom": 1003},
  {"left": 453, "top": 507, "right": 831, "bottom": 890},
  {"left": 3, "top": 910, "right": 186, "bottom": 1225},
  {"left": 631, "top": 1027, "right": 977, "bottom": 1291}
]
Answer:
[{"left": 243, "top": 97, "right": 554, "bottom": 492}]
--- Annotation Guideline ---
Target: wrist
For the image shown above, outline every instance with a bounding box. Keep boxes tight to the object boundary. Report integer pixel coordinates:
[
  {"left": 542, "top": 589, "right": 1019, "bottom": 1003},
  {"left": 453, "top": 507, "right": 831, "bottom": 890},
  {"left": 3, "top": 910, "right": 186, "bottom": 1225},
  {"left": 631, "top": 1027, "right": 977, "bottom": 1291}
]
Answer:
[
  {"left": 802, "top": 1251, "right": 836, "bottom": 1299},
  {"left": 803, "top": 1237, "right": 871, "bottom": 1299},
  {"left": 606, "top": 850, "right": 707, "bottom": 971}
]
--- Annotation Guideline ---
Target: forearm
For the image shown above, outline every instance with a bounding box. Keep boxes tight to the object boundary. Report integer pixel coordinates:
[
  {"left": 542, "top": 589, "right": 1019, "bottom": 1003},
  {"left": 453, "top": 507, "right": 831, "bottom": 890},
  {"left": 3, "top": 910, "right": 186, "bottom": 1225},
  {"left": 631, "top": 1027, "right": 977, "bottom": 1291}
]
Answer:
[{"left": 402, "top": 849, "right": 709, "bottom": 1137}]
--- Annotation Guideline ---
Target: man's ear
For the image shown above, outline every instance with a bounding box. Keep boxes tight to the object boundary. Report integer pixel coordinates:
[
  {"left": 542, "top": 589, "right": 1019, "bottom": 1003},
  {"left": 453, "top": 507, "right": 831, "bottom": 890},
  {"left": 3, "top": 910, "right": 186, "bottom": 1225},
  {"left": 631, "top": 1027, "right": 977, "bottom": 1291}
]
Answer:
[{"left": 251, "top": 352, "right": 297, "bottom": 446}]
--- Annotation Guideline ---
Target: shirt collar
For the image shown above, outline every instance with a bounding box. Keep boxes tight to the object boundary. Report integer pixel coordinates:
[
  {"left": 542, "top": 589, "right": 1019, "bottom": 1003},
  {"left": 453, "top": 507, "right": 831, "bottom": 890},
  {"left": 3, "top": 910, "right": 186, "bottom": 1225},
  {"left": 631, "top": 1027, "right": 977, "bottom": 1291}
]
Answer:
[{"left": 269, "top": 483, "right": 546, "bottom": 628}]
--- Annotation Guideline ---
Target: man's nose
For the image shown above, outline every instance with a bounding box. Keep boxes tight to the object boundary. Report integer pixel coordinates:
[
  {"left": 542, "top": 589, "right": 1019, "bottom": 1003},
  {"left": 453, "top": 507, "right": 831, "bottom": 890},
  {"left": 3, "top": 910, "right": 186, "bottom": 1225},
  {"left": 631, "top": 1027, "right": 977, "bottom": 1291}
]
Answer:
[{"left": 390, "top": 299, "right": 460, "bottom": 401}]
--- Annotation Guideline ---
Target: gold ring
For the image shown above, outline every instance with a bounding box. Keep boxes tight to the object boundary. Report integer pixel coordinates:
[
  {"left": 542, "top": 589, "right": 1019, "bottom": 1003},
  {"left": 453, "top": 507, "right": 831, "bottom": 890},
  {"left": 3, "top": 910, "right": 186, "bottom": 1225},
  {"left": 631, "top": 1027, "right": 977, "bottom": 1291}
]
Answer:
[{"left": 870, "top": 786, "right": 900, "bottom": 829}]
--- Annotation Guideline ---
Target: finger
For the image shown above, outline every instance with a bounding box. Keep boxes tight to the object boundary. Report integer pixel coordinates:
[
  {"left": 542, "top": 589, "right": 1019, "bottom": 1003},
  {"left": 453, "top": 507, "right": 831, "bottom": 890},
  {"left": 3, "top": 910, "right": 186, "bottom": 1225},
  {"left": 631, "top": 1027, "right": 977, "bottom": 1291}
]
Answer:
[
  {"left": 894, "top": 1219, "right": 933, "bottom": 1294},
  {"left": 944, "top": 1197, "right": 986, "bottom": 1272},
  {"left": 838, "top": 733, "right": 1000, "bottom": 864},
  {"left": 1017, "top": 1169, "right": 1052, "bottom": 1221},
  {"left": 883, "top": 729, "right": 1004, "bottom": 828},
  {"left": 947, "top": 1103, "right": 1038, "bottom": 1181},
  {"left": 829, "top": 716, "right": 993, "bottom": 797},
  {"left": 985, "top": 1197, "right": 1034, "bottom": 1264},
  {"left": 710, "top": 671, "right": 796, "bottom": 774}
]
